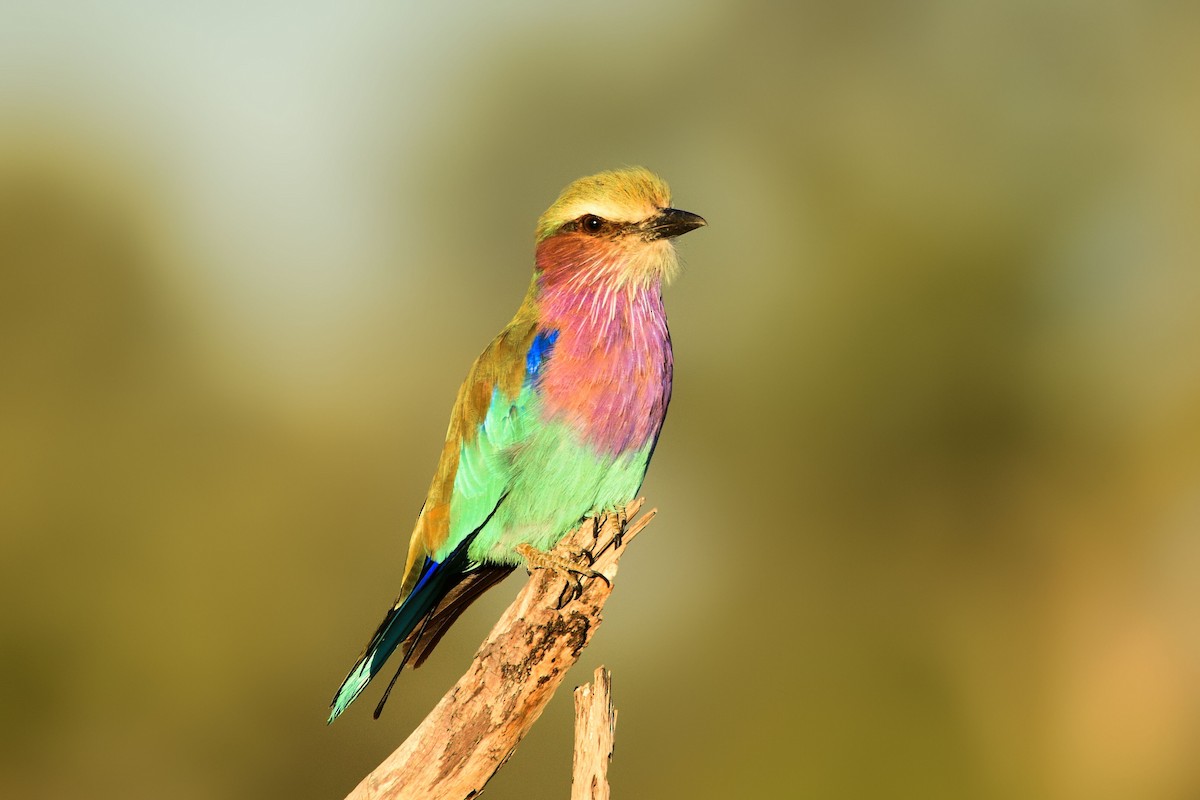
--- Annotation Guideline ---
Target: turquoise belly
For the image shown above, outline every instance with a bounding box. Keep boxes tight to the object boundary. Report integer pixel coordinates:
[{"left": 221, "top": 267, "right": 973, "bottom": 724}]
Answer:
[{"left": 469, "top": 421, "right": 653, "bottom": 565}]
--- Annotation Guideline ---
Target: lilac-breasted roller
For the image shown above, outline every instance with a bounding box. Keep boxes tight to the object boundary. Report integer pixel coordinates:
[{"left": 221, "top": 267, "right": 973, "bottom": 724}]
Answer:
[{"left": 328, "top": 168, "right": 705, "bottom": 722}]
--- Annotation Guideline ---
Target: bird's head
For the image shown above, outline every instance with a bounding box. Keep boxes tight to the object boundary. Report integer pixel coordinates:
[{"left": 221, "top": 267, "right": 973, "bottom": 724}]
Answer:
[{"left": 534, "top": 167, "right": 705, "bottom": 290}]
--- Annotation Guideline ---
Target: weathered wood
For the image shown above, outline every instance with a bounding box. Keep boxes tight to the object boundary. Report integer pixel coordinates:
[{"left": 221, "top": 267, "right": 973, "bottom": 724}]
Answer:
[
  {"left": 571, "top": 667, "right": 616, "bottom": 800},
  {"left": 343, "top": 500, "right": 655, "bottom": 800}
]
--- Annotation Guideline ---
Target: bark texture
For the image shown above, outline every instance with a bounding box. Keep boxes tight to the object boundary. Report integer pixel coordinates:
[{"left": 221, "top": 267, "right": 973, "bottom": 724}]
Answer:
[{"left": 571, "top": 666, "right": 616, "bottom": 800}]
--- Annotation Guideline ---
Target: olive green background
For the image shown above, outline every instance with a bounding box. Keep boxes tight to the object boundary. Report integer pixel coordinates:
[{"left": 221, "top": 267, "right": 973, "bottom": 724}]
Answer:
[{"left": 2, "top": 2, "right": 1198, "bottom": 798}]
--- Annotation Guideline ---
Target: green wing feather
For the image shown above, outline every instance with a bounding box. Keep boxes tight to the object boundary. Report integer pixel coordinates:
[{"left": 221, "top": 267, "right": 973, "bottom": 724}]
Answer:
[
  {"left": 403, "top": 313, "right": 538, "bottom": 577},
  {"left": 442, "top": 383, "right": 533, "bottom": 559},
  {"left": 328, "top": 315, "right": 540, "bottom": 721}
]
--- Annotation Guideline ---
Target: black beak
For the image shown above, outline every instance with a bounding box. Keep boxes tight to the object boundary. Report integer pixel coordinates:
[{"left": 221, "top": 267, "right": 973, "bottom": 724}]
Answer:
[{"left": 645, "top": 207, "right": 707, "bottom": 240}]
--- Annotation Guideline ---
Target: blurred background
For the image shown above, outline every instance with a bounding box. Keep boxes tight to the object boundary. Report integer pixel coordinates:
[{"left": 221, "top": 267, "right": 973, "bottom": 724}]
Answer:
[{"left": 2, "top": 1, "right": 1198, "bottom": 798}]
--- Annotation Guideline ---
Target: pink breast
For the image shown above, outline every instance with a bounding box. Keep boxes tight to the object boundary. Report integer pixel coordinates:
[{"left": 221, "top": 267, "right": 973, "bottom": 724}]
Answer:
[{"left": 537, "top": 284, "right": 673, "bottom": 456}]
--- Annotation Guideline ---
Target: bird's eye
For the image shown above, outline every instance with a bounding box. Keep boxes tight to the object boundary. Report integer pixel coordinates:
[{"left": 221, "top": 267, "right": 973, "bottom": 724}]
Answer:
[{"left": 580, "top": 214, "right": 605, "bottom": 234}]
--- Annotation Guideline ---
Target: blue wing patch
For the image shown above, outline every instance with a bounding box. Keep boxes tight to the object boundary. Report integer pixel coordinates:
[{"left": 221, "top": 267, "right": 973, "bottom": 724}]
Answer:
[{"left": 525, "top": 329, "right": 559, "bottom": 380}]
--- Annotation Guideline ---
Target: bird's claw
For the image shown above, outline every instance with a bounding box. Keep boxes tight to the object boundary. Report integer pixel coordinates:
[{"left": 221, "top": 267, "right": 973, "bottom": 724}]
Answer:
[
  {"left": 587, "top": 507, "right": 629, "bottom": 562},
  {"left": 516, "top": 543, "right": 611, "bottom": 609},
  {"left": 555, "top": 575, "right": 583, "bottom": 609}
]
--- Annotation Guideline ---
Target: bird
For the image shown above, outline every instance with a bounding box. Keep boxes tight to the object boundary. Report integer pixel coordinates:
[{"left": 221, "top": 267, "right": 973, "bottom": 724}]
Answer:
[{"left": 328, "top": 167, "right": 705, "bottom": 723}]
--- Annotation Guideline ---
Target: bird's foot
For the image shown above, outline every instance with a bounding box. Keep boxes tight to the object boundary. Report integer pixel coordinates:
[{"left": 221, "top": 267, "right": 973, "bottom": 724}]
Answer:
[
  {"left": 516, "top": 543, "right": 611, "bottom": 609},
  {"left": 585, "top": 507, "right": 629, "bottom": 563}
]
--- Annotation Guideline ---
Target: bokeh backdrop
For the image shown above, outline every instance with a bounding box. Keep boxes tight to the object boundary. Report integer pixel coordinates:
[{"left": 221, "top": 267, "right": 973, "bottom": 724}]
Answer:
[{"left": 2, "top": 2, "right": 1199, "bottom": 798}]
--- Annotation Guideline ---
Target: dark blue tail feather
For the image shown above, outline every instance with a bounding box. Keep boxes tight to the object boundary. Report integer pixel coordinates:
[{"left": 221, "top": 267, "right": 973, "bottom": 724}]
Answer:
[{"left": 327, "top": 536, "right": 474, "bottom": 722}]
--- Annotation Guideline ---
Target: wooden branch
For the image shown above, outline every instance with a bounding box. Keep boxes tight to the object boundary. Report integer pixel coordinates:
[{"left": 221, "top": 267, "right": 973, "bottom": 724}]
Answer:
[
  {"left": 571, "top": 666, "right": 616, "bottom": 800},
  {"left": 343, "top": 500, "right": 656, "bottom": 800}
]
